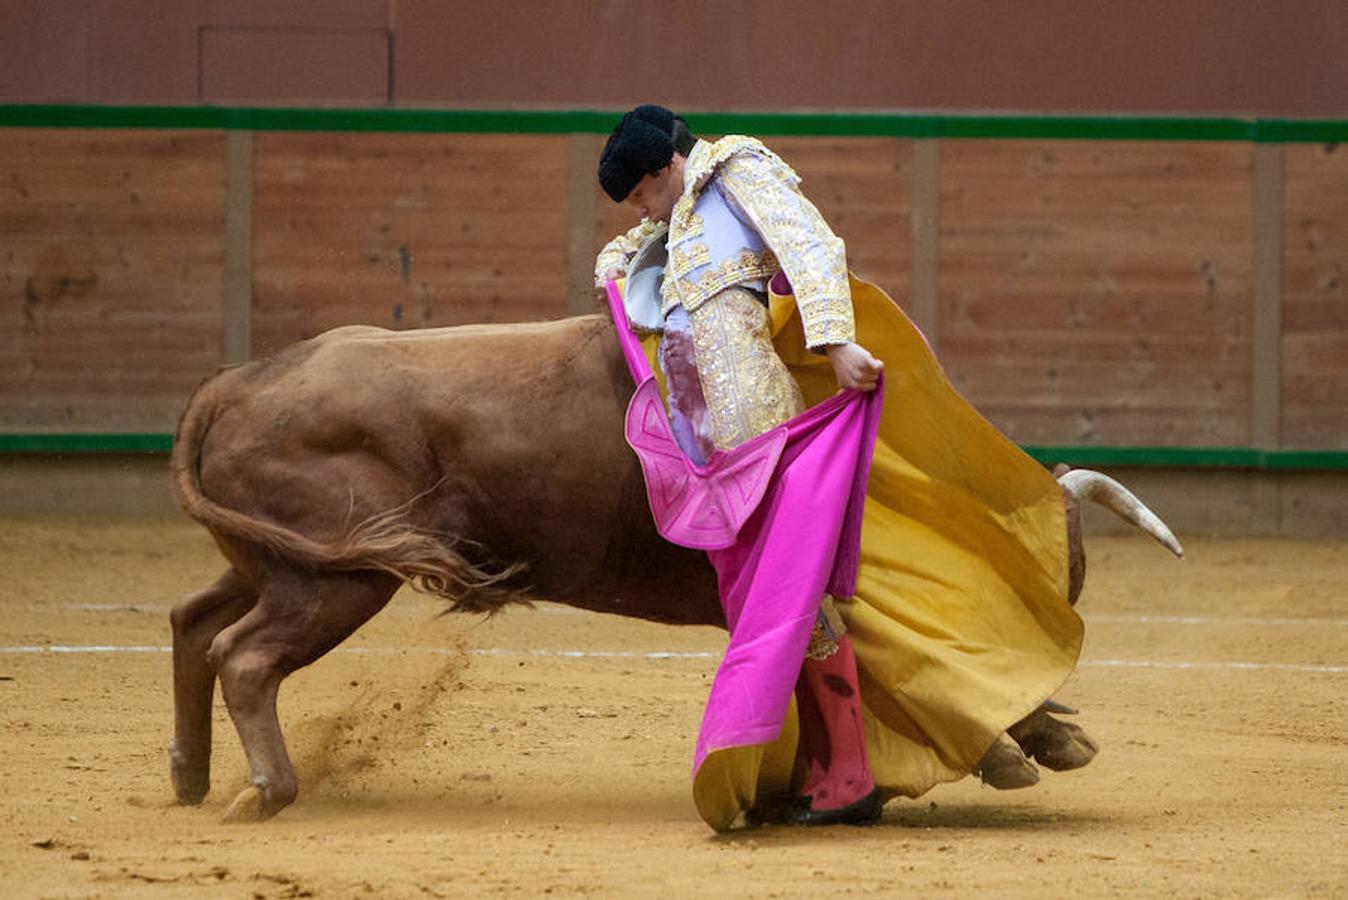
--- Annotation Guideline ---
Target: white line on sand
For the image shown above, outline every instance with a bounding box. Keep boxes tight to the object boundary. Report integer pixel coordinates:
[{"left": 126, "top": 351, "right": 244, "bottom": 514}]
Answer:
[
  {"left": 1083, "top": 613, "right": 1348, "bottom": 627},
  {"left": 1, "top": 644, "right": 1344, "bottom": 673},
  {"left": 47, "top": 605, "right": 1348, "bottom": 628},
  {"left": 1079, "top": 658, "right": 1348, "bottom": 673}
]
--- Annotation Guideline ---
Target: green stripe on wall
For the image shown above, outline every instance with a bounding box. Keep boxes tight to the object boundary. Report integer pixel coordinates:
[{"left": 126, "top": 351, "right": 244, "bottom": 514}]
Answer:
[
  {"left": 1018, "top": 445, "right": 1348, "bottom": 471},
  {"left": 2, "top": 434, "right": 1346, "bottom": 470},
  {"left": 1, "top": 104, "right": 1345, "bottom": 143},
  {"left": 0, "top": 434, "right": 174, "bottom": 454}
]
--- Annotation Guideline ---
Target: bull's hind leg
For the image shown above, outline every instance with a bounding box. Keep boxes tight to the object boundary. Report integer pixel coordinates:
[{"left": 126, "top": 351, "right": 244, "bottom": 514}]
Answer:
[
  {"left": 170, "top": 568, "right": 256, "bottom": 804},
  {"left": 208, "top": 569, "right": 397, "bottom": 822}
]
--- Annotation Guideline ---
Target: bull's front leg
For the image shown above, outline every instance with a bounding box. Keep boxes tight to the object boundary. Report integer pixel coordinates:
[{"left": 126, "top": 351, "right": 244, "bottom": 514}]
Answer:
[
  {"left": 976, "top": 702, "right": 1100, "bottom": 790},
  {"left": 1007, "top": 702, "right": 1100, "bottom": 772}
]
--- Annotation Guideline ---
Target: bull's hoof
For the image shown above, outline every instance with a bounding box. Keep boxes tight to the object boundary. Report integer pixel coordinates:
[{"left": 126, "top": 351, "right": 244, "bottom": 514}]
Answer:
[
  {"left": 1011, "top": 713, "right": 1100, "bottom": 772},
  {"left": 172, "top": 774, "right": 210, "bottom": 806},
  {"left": 222, "top": 785, "right": 273, "bottom": 823},
  {"left": 976, "top": 733, "right": 1041, "bottom": 789},
  {"left": 169, "top": 747, "right": 210, "bottom": 805}
]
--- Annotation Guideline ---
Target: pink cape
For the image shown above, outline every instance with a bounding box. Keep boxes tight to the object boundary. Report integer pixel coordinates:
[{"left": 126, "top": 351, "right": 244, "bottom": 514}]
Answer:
[{"left": 604, "top": 282, "right": 883, "bottom": 777}]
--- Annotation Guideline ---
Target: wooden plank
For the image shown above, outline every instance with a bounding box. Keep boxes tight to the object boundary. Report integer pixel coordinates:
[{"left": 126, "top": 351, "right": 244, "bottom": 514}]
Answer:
[
  {"left": 223, "top": 130, "right": 253, "bottom": 363},
  {"left": 1249, "top": 144, "right": 1285, "bottom": 529},
  {"left": 566, "top": 133, "right": 600, "bottom": 316},
  {"left": 1251, "top": 144, "right": 1283, "bottom": 450},
  {"left": 1281, "top": 143, "right": 1348, "bottom": 450},
  {"left": 909, "top": 139, "right": 939, "bottom": 351}
]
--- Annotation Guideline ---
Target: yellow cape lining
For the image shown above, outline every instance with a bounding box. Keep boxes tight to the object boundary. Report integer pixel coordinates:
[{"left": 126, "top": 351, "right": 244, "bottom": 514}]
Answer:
[{"left": 638, "top": 276, "right": 1081, "bottom": 830}]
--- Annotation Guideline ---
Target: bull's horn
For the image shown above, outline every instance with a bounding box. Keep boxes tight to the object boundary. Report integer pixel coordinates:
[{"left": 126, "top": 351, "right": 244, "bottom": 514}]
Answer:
[{"left": 1057, "top": 469, "right": 1185, "bottom": 559}]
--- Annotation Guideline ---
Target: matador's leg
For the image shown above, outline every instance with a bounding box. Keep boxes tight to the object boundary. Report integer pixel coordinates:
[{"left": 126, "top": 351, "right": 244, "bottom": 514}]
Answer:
[
  {"left": 689, "top": 288, "right": 878, "bottom": 825},
  {"left": 790, "top": 597, "right": 882, "bottom": 825}
]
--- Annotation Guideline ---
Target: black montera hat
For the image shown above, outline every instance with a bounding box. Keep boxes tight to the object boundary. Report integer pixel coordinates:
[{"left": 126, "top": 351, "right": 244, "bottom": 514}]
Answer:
[
  {"left": 597, "top": 110, "right": 676, "bottom": 203},
  {"left": 629, "top": 104, "right": 676, "bottom": 136}
]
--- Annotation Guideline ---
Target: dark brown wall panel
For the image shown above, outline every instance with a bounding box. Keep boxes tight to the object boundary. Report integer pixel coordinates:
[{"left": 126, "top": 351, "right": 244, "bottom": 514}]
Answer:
[
  {"left": 0, "top": 0, "right": 88, "bottom": 101},
  {"left": 395, "top": 0, "right": 1348, "bottom": 115},
  {"left": 937, "top": 140, "right": 1254, "bottom": 447},
  {"left": 0, "top": 129, "right": 226, "bottom": 431},
  {"left": 203, "top": 0, "right": 389, "bottom": 29},
  {"left": 87, "top": 0, "right": 204, "bottom": 102},
  {"left": 200, "top": 28, "right": 389, "bottom": 104},
  {"left": 1282, "top": 144, "right": 1348, "bottom": 450},
  {"left": 251, "top": 132, "right": 570, "bottom": 356},
  {"left": 5, "top": 1, "right": 1345, "bottom": 113}
]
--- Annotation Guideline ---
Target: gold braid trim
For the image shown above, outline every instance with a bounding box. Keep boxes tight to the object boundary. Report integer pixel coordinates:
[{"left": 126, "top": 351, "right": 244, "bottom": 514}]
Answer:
[
  {"left": 662, "top": 249, "right": 779, "bottom": 317},
  {"left": 682, "top": 136, "right": 798, "bottom": 193},
  {"left": 805, "top": 595, "right": 848, "bottom": 661},
  {"left": 714, "top": 153, "right": 855, "bottom": 349},
  {"left": 594, "top": 219, "right": 668, "bottom": 288}
]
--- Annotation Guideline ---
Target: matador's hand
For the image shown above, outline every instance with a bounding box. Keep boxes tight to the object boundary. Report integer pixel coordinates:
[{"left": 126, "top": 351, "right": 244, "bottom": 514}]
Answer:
[
  {"left": 825, "top": 342, "right": 883, "bottom": 392},
  {"left": 595, "top": 268, "right": 625, "bottom": 294}
]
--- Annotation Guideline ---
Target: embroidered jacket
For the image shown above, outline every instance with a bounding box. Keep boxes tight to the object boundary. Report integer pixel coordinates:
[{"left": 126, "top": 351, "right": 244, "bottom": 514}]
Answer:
[{"left": 594, "top": 136, "right": 856, "bottom": 350}]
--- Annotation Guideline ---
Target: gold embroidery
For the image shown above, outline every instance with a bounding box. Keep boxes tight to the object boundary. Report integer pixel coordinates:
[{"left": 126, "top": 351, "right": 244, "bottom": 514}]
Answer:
[
  {"left": 657, "top": 136, "right": 857, "bottom": 349},
  {"left": 683, "top": 136, "right": 796, "bottom": 192},
  {"left": 806, "top": 622, "right": 840, "bottom": 660},
  {"left": 715, "top": 153, "right": 855, "bottom": 349},
  {"left": 664, "top": 249, "right": 778, "bottom": 316},
  {"left": 806, "top": 595, "right": 847, "bottom": 660},
  {"left": 687, "top": 287, "right": 804, "bottom": 451},
  {"left": 666, "top": 239, "right": 711, "bottom": 282},
  {"left": 594, "top": 219, "right": 668, "bottom": 287}
]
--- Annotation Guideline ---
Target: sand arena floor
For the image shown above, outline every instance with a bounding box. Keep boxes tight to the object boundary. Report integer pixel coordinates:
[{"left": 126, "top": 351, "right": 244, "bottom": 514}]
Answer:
[{"left": 0, "top": 520, "right": 1344, "bottom": 898}]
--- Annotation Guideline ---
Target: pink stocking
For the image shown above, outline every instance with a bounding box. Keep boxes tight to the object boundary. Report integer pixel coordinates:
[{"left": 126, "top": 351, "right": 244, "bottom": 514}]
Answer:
[{"left": 794, "top": 634, "right": 874, "bottom": 811}]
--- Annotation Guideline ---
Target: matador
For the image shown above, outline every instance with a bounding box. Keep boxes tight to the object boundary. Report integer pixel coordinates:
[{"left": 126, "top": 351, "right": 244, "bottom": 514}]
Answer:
[{"left": 596, "top": 105, "right": 1087, "bottom": 830}]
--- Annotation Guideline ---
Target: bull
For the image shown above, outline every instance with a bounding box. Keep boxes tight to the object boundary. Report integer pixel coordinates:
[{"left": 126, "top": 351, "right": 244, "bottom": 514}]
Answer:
[{"left": 169, "top": 312, "right": 1181, "bottom": 822}]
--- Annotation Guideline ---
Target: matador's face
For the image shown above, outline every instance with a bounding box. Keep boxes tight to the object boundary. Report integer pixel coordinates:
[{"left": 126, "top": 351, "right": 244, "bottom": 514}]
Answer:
[{"left": 624, "top": 157, "right": 684, "bottom": 224}]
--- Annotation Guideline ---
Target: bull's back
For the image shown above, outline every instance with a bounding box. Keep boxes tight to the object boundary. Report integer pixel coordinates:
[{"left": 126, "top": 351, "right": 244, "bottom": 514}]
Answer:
[
  {"left": 198, "top": 314, "right": 624, "bottom": 515},
  {"left": 188, "top": 316, "right": 722, "bottom": 625}
]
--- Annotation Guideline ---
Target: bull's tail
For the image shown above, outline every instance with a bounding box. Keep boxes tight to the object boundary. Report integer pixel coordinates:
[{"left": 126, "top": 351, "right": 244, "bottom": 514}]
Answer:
[
  {"left": 170, "top": 370, "right": 524, "bottom": 614},
  {"left": 1056, "top": 468, "right": 1184, "bottom": 558}
]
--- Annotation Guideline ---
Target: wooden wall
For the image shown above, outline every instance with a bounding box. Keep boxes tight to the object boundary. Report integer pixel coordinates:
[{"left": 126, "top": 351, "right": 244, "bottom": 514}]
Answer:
[
  {"left": 0, "top": 129, "right": 225, "bottom": 430},
  {"left": 251, "top": 133, "right": 571, "bottom": 355},
  {"left": 938, "top": 140, "right": 1255, "bottom": 447},
  {"left": 1, "top": 127, "right": 1345, "bottom": 456}
]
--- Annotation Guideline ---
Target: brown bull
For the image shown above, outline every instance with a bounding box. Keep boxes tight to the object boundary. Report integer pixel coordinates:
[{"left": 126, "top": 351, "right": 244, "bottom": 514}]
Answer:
[{"left": 169, "top": 314, "right": 1179, "bottom": 822}]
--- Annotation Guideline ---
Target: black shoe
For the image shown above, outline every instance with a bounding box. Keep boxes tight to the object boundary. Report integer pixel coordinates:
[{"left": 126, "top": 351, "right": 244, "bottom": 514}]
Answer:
[{"left": 789, "top": 787, "right": 884, "bottom": 826}]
